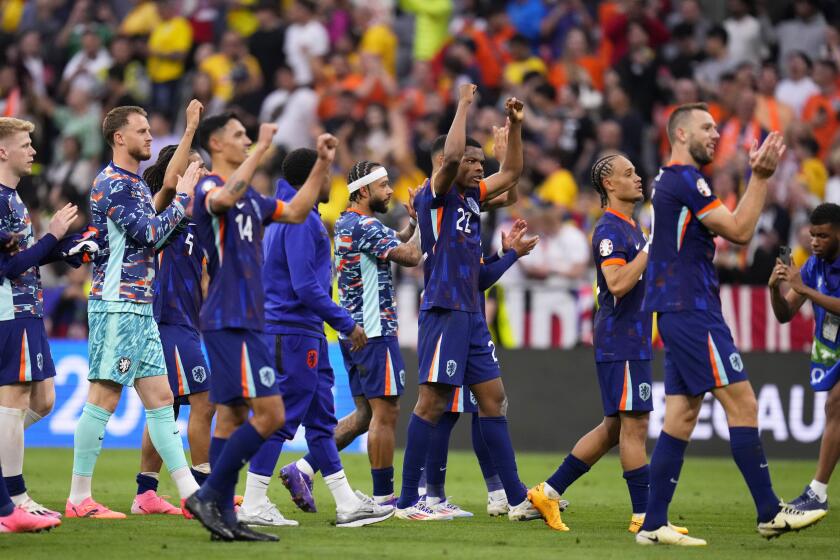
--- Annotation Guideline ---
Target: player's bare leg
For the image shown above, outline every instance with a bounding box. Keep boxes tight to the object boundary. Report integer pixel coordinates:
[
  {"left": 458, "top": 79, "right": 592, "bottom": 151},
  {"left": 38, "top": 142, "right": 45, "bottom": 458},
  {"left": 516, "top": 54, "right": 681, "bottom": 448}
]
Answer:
[
  {"left": 368, "top": 396, "right": 399, "bottom": 469},
  {"left": 25, "top": 377, "right": 54, "bottom": 427},
  {"left": 714, "top": 381, "right": 827, "bottom": 537},
  {"left": 334, "top": 396, "right": 373, "bottom": 450}
]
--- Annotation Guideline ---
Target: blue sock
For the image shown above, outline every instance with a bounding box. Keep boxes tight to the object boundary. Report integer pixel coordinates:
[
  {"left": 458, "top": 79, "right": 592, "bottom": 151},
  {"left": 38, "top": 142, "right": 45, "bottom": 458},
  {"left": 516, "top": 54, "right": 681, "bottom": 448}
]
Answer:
[
  {"left": 623, "top": 464, "right": 650, "bottom": 514},
  {"left": 471, "top": 414, "right": 503, "bottom": 492},
  {"left": 199, "top": 422, "right": 265, "bottom": 524},
  {"left": 302, "top": 452, "right": 319, "bottom": 474},
  {"left": 397, "top": 414, "right": 437, "bottom": 509},
  {"left": 371, "top": 467, "right": 394, "bottom": 497},
  {"left": 425, "top": 412, "right": 458, "bottom": 500},
  {"left": 546, "top": 453, "right": 590, "bottom": 496},
  {"left": 136, "top": 473, "right": 159, "bottom": 495},
  {"left": 3, "top": 474, "right": 25, "bottom": 497},
  {"left": 642, "top": 431, "right": 688, "bottom": 531},
  {"left": 208, "top": 436, "right": 227, "bottom": 469},
  {"left": 248, "top": 432, "right": 284, "bottom": 477},
  {"left": 478, "top": 416, "right": 526, "bottom": 505},
  {"left": 190, "top": 467, "right": 208, "bottom": 486},
  {"left": 0, "top": 466, "right": 13, "bottom": 517},
  {"left": 729, "top": 427, "right": 781, "bottom": 522}
]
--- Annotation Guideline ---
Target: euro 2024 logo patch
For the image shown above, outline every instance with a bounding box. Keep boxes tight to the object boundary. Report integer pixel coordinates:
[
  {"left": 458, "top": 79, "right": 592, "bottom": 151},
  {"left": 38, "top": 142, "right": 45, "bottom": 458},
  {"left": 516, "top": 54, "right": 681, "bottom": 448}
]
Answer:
[
  {"left": 696, "top": 177, "right": 711, "bottom": 197},
  {"left": 259, "top": 366, "right": 276, "bottom": 387},
  {"left": 599, "top": 238, "right": 613, "bottom": 257},
  {"left": 192, "top": 366, "right": 207, "bottom": 383}
]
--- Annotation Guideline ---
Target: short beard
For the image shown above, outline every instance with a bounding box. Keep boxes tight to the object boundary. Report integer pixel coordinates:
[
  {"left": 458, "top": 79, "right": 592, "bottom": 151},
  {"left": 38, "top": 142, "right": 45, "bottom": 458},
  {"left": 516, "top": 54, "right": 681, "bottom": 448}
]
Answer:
[
  {"left": 370, "top": 198, "right": 389, "bottom": 214},
  {"left": 128, "top": 146, "right": 151, "bottom": 162},
  {"left": 688, "top": 139, "right": 712, "bottom": 166}
]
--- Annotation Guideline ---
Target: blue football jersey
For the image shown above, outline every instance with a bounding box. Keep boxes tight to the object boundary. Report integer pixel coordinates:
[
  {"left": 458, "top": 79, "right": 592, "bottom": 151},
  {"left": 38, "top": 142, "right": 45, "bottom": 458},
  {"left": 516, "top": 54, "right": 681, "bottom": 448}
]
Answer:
[
  {"left": 801, "top": 255, "right": 840, "bottom": 366},
  {"left": 643, "top": 164, "right": 723, "bottom": 312},
  {"left": 193, "top": 173, "right": 284, "bottom": 331},
  {"left": 592, "top": 209, "right": 652, "bottom": 362},
  {"left": 0, "top": 185, "right": 42, "bottom": 318},
  {"left": 415, "top": 178, "right": 487, "bottom": 313},
  {"left": 89, "top": 162, "right": 188, "bottom": 304},
  {"left": 153, "top": 222, "right": 203, "bottom": 328},
  {"left": 334, "top": 209, "right": 401, "bottom": 338}
]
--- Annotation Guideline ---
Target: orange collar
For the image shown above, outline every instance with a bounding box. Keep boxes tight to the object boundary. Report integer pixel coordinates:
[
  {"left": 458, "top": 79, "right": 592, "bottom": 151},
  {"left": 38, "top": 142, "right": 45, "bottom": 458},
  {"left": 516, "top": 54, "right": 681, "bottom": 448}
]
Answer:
[
  {"left": 605, "top": 207, "right": 635, "bottom": 227},
  {"left": 345, "top": 207, "right": 367, "bottom": 216}
]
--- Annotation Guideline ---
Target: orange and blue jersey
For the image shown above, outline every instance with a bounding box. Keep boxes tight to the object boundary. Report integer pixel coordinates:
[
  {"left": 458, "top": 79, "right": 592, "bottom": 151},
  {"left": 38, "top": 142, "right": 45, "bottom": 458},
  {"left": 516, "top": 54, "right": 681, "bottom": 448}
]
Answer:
[
  {"left": 153, "top": 222, "right": 203, "bottom": 328},
  {"left": 415, "top": 178, "right": 488, "bottom": 313},
  {"left": 88, "top": 162, "right": 188, "bottom": 304},
  {"left": 193, "top": 173, "right": 284, "bottom": 331},
  {"left": 643, "top": 163, "right": 723, "bottom": 313},
  {"left": 592, "top": 208, "right": 652, "bottom": 362},
  {"left": 334, "top": 209, "right": 401, "bottom": 338}
]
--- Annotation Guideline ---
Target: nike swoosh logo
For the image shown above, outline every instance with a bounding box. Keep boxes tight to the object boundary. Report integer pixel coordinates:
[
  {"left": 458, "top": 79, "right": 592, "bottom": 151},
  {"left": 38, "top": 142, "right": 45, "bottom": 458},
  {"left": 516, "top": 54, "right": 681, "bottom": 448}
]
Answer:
[
  {"left": 635, "top": 244, "right": 641, "bottom": 250},
  {"left": 645, "top": 535, "right": 659, "bottom": 543},
  {"left": 670, "top": 478, "right": 679, "bottom": 484},
  {"left": 760, "top": 463, "right": 768, "bottom": 468},
  {"left": 439, "top": 467, "right": 447, "bottom": 472},
  {"left": 173, "top": 431, "right": 180, "bottom": 435},
  {"left": 98, "top": 436, "right": 104, "bottom": 440},
  {"left": 236, "top": 202, "right": 245, "bottom": 209}
]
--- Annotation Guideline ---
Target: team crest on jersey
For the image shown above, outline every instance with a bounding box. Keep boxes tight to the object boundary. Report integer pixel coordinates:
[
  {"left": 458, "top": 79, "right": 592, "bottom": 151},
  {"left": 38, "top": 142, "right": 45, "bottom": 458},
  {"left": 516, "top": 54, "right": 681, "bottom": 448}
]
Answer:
[
  {"left": 36, "top": 353, "right": 43, "bottom": 371},
  {"left": 399, "top": 369, "right": 405, "bottom": 387},
  {"left": 117, "top": 357, "right": 132, "bottom": 374},
  {"left": 307, "top": 350, "right": 318, "bottom": 369},
  {"left": 446, "top": 360, "right": 457, "bottom": 377},
  {"left": 639, "top": 383, "right": 651, "bottom": 402},
  {"left": 696, "top": 177, "right": 711, "bottom": 197},
  {"left": 192, "top": 366, "right": 207, "bottom": 383},
  {"left": 259, "top": 367, "right": 276, "bottom": 387},
  {"left": 729, "top": 353, "right": 744, "bottom": 372},
  {"left": 599, "top": 239, "right": 613, "bottom": 257},
  {"left": 201, "top": 179, "right": 217, "bottom": 193},
  {"left": 469, "top": 391, "right": 477, "bottom": 405},
  {"left": 467, "top": 197, "right": 480, "bottom": 214}
]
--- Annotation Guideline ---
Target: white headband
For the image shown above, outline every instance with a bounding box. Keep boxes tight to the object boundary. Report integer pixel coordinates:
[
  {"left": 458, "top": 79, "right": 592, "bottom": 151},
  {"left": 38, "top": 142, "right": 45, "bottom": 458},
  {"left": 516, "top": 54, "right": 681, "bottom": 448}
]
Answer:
[{"left": 347, "top": 167, "right": 388, "bottom": 193}]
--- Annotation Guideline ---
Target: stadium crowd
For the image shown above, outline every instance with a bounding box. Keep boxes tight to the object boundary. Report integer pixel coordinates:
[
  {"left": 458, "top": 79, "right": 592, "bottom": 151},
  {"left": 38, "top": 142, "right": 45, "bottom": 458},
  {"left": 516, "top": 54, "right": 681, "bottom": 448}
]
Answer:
[{"left": 0, "top": 0, "right": 838, "bottom": 339}]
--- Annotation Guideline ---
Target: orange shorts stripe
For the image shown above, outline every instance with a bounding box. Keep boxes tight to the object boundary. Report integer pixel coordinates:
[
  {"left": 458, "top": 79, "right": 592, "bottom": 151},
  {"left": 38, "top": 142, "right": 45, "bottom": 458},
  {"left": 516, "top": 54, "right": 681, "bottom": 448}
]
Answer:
[
  {"left": 618, "top": 362, "right": 629, "bottom": 410},
  {"left": 708, "top": 335, "right": 723, "bottom": 387},
  {"left": 451, "top": 387, "right": 460, "bottom": 412},
  {"left": 18, "top": 333, "right": 27, "bottom": 383},
  {"left": 384, "top": 349, "right": 392, "bottom": 396},
  {"left": 241, "top": 342, "right": 250, "bottom": 398}
]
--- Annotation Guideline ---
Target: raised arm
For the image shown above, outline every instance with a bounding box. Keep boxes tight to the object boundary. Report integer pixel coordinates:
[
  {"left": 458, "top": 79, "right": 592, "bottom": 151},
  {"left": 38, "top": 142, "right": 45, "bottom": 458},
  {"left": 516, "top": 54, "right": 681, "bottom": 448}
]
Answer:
[
  {"left": 701, "top": 132, "right": 786, "bottom": 244},
  {"left": 432, "top": 84, "right": 476, "bottom": 196},
  {"left": 482, "top": 98, "right": 524, "bottom": 200},
  {"left": 279, "top": 133, "right": 338, "bottom": 224},
  {"left": 207, "top": 123, "right": 278, "bottom": 215},
  {"left": 154, "top": 100, "right": 203, "bottom": 212}
]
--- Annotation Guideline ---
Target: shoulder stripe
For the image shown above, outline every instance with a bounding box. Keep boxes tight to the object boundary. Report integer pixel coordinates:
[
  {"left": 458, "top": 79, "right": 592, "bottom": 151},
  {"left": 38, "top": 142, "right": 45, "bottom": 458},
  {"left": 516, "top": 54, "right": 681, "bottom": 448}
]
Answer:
[
  {"left": 601, "top": 258, "right": 627, "bottom": 268},
  {"left": 697, "top": 199, "right": 722, "bottom": 219}
]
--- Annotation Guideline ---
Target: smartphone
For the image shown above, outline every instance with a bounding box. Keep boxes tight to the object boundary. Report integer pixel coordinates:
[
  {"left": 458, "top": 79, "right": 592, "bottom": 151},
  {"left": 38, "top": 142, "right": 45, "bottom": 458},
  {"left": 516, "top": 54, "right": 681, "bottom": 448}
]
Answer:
[{"left": 779, "top": 246, "right": 792, "bottom": 266}]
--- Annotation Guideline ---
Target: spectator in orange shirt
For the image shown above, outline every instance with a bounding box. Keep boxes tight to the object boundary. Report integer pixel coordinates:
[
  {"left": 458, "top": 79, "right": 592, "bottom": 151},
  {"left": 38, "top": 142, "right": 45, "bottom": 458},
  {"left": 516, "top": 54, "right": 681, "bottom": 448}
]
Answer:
[
  {"left": 802, "top": 59, "right": 840, "bottom": 159},
  {"left": 716, "top": 86, "right": 767, "bottom": 171},
  {"left": 548, "top": 28, "right": 605, "bottom": 93},
  {"left": 486, "top": 6, "right": 515, "bottom": 66},
  {"left": 755, "top": 61, "right": 795, "bottom": 133}
]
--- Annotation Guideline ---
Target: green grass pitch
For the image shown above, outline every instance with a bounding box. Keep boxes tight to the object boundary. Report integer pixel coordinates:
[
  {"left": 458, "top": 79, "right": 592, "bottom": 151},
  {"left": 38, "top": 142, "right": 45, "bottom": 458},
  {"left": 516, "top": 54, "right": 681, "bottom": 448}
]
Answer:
[{"left": 1, "top": 448, "right": 837, "bottom": 559}]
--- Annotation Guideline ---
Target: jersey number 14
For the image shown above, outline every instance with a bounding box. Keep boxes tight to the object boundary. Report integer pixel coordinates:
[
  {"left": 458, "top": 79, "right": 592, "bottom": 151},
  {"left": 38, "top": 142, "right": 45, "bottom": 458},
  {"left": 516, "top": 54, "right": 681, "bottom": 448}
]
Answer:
[{"left": 235, "top": 214, "right": 253, "bottom": 242}]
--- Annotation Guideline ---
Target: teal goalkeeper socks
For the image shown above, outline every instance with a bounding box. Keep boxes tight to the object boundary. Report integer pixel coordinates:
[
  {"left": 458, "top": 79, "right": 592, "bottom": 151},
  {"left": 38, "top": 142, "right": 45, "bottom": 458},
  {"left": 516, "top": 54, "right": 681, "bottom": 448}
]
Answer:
[
  {"left": 145, "top": 406, "right": 188, "bottom": 473},
  {"left": 72, "top": 403, "right": 111, "bottom": 476}
]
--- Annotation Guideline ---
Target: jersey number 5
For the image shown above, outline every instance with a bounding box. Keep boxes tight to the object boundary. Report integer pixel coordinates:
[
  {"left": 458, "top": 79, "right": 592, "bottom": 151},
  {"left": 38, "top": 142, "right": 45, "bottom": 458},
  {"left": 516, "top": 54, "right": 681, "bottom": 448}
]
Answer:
[
  {"left": 184, "top": 233, "right": 194, "bottom": 255},
  {"left": 235, "top": 214, "right": 253, "bottom": 242},
  {"left": 456, "top": 208, "right": 472, "bottom": 234}
]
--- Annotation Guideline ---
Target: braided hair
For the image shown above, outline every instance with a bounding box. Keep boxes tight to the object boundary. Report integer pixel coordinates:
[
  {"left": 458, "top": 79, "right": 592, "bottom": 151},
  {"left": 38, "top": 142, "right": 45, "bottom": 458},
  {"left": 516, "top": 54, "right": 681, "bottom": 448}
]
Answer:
[
  {"left": 590, "top": 154, "right": 620, "bottom": 208},
  {"left": 348, "top": 160, "right": 383, "bottom": 202},
  {"left": 143, "top": 145, "right": 180, "bottom": 195}
]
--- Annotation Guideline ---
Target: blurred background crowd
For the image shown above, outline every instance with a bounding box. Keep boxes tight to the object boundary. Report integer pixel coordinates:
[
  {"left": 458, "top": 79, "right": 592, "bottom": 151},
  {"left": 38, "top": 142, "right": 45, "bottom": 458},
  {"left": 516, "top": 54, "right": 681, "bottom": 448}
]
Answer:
[{"left": 1, "top": 0, "right": 837, "bottom": 345}]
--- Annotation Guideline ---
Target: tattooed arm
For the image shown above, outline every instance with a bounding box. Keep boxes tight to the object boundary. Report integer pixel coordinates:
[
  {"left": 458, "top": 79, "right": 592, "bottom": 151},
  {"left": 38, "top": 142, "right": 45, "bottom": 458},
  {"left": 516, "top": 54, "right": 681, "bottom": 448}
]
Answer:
[{"left": 207, "top": 123, "right": 277, "bottom": 215}]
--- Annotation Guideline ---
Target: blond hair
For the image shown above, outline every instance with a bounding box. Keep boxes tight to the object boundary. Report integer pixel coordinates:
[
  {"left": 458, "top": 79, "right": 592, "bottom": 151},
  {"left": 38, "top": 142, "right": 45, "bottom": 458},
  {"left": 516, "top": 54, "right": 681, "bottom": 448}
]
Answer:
[{"left": 0, "top": 118, "right": 35, "bottom": 141}]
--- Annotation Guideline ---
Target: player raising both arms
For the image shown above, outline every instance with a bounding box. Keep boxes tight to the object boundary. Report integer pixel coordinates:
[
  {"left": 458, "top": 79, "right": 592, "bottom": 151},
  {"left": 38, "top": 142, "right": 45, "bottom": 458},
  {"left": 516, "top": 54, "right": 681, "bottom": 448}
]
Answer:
[
  {"left": 528, "top": 153, "right": 687, "bottom": 536},
  {"left": 277, "top": 159, "right": 422, "bottom": 514},
  {"left": 130, "top": 100, "right": 218, "bottom": 515},
  {"left": 636, "top": 104, "right": 826, "bottom": 546},
  {"left": 396, "top": 84, "right": 534, "bottom": 521},
  {"left": 769, "top": 202, "right": 840, "bottom": 513},
  {"left": 183, "top": 115, "right": 329, "bottom": 541},
  {"left": 67, "top": 106, "right": 202, "bottom": 519}
]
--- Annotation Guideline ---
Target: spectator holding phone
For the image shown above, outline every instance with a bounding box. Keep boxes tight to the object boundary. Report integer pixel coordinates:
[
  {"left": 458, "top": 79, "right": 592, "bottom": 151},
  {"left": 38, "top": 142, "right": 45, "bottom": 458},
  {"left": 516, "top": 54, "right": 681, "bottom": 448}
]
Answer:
[{"left": 769, "top": 202, "right": 840, "bottom": 514}]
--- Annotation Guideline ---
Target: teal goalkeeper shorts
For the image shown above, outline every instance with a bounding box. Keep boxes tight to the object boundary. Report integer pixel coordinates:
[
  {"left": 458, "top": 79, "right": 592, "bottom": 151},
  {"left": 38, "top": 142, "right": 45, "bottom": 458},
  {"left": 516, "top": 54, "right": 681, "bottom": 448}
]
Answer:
[{"left": 87, "top": 300, "right": 166, "bottom": 386}]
